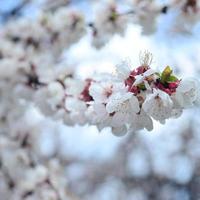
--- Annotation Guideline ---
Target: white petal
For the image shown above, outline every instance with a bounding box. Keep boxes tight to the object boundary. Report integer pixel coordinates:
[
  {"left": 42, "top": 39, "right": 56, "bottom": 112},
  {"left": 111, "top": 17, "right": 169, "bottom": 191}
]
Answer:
[
  {"left": 143, "top": 69, "right": 155, "bottom": 77},
  {"left": 112, "top": 125, "right": 127, "bottom": 137},
  {"left": 129, "top": 96, "right": 140, "bottom": 113},
  {"left": 89, "top": 83, "right": 105, "bottom": 103},
  {"left": 171, "top": 109, "right": 183, "bottom": 119},
  {"left": 133, "top": 69, "right": 155, "bottom": 86},
  {"left": 111, "top": 112, "right": 128, "bottom": 127},
  {"left": 116, "top": 61, "right": 131, "bottom": 80},
  {"left": 106, "top": 92, "right": 132, "bottom": 113},
  {"left": 142, "top": 89, "right": 173, "bottom": 122},
  {"left": 65, "top": 98, "right": 87, "bottom": 112},
  {"left": 144, "top": 80, "right": 151, "bottom": 91},
  {"left": 133, "top": 75, "right": 144, "bottom": 86},
  {"left": 130, "top": 110, "right": 153, "bottom": 132}
]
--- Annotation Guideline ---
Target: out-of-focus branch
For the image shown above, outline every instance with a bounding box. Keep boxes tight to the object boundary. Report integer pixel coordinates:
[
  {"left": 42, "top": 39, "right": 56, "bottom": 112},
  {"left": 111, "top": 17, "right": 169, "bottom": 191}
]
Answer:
[{"left": 0, "top": 0, "right": 31, "bottom": 22}]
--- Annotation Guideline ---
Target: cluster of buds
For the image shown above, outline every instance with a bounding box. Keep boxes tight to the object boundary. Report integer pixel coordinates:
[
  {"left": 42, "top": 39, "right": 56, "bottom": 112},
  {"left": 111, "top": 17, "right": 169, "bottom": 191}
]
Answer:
[{"left": 36, "top": 51, "right": 200, "bottom": 136}]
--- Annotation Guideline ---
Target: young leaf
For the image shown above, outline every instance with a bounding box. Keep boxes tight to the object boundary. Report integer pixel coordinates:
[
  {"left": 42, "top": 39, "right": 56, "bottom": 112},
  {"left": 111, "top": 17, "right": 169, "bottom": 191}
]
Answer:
[
  {"left": 166, "top": 75, "right": 178, "bottom": 83},
  {"left": 161, "top": 66, "right": 172, "bottom": 84},
  {"left": 138, "top": 83, "right": 146, "bottom": 90}
]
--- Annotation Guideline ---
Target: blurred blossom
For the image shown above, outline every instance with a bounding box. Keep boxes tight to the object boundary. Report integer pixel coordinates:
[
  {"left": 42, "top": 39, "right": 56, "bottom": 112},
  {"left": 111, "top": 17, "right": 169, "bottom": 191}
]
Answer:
[{"left": 0, "top": 0, "right": 200, "bottom": 200}]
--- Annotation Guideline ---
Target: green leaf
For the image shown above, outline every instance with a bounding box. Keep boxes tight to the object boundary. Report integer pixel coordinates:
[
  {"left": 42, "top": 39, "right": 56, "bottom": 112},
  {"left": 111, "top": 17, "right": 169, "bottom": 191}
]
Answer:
[
  {"left": 161, "top": 66, "right": 173, "bottom": 84},
  {"left": 166, "top": 75, "right": 178, "bottom": 83},
  {"left": 138, "top": 83, "right": 146, "bottom": 90}
]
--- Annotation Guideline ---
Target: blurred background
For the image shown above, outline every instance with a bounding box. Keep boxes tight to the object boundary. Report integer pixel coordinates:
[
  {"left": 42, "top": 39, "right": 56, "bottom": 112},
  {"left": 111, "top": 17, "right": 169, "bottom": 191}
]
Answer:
[{"left": 1, "top": 0, "right": 200, "bottom": 199}]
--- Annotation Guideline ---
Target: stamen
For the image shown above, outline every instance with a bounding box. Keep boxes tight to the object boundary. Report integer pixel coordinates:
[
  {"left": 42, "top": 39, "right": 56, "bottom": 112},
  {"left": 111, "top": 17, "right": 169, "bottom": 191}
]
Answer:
[{"left": 139, "top": 50, "right": 153, "bottom": 67}]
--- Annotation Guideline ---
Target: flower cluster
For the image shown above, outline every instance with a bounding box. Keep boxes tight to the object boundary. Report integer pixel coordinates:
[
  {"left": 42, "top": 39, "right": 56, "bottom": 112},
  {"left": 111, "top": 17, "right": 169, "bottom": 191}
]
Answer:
[
  {"left": 2, "top": 8, "right": 86, "bottom": 56},
  {"left": 36, "top": 51, "right": 200, "bottom": 136},
  {"left": 1, "top": 0, "right": 199, "bottom": 53},
  {"left": 0, "top": 134, "right": 74, "bottom": 199},
  {"left": 0, "top": 1, "right": 200, "bottom": 199}
]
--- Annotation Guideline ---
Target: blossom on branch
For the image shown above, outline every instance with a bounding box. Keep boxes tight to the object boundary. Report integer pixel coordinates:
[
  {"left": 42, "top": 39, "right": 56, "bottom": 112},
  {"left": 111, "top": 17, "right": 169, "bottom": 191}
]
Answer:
[{"left": 34, "top": 51, "right": 200, "bottom": 136}]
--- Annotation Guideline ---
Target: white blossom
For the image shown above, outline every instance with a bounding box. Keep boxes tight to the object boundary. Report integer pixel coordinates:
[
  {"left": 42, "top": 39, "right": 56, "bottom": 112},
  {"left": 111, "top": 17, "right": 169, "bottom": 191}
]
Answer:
[
  {"left": 89, "top": 81, "right": 127, "bottom": 103},
  {"left": 142, "top": 89, "right": 174, "bottom": 123},
  {"left": 173, "top": 78, "right": 200, "bottom": 108},
  {"left": 91, "top": 3, "right": 128, "bottom": 48},
  {"left": 106, "top": 91, "right": 140, "bottom": 134}
]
